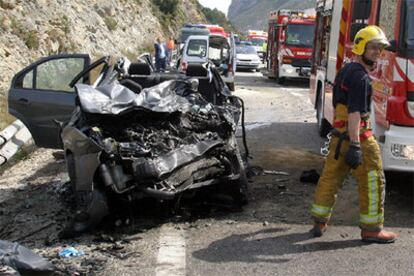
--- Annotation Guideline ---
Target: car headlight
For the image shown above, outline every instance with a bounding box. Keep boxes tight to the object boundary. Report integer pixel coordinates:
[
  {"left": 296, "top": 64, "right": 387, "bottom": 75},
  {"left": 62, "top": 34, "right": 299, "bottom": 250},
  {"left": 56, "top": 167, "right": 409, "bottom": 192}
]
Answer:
[
  {"left": 283, "top": 68, "right": 294, "bottom": 74},
  {"left": 390, "top": 144, "right": 414, "bottom": 160}
]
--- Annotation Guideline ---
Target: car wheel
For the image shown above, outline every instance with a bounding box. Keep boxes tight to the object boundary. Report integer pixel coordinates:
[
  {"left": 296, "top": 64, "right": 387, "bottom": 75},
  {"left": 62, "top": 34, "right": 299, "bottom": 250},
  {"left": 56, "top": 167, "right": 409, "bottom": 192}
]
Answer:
[
  {"left": 385, "top": 171, "right": 413, "bottom": 195},
  {"left": 277, "top": 77, "right": 285, "bottom": 85},
  {"left": 59, "top": 187, "right": 109, "bottom": 238}
]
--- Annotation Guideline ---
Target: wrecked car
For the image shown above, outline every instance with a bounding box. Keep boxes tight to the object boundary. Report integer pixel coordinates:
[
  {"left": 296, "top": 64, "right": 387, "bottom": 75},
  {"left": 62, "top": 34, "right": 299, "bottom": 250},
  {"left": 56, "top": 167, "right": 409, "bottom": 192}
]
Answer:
[{"left": 8, "top": 55, "right": 248, "bottom": 237}]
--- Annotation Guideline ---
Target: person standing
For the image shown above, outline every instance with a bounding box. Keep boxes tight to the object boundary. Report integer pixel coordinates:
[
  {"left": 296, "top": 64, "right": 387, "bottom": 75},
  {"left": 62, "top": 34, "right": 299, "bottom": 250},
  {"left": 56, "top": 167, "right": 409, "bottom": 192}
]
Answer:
[
  {"left": 262, "top": 41, "right": 268, "bottom": 64},
  {"left": 154, "top": 38, "right": 167, "bottom": 72},
  {"left": 310, "top": 26, "right": 397, "bottom": 243},
  {"left": 167, "top": 36, "right": 175, "bottom": 64}
]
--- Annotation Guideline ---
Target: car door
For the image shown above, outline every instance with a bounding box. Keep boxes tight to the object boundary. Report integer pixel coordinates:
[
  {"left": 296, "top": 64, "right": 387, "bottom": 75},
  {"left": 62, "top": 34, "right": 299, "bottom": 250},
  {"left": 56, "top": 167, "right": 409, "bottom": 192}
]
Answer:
[
  {"left": 8, "top": 54, "right": 90, "bottom": 149},
  {"left": 229, "top": 33, "right": 237, "bottom": 74},
  {"left": 183, "top": 36, "right": 209, "bottom": 65}
]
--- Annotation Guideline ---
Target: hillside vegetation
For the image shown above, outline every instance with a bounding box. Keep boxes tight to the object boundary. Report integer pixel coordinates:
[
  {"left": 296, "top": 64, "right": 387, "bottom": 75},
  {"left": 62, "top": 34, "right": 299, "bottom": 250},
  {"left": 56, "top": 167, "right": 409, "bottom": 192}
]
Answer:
[{"left": 228, "top": 0, "right": 315, "bottom": 32}]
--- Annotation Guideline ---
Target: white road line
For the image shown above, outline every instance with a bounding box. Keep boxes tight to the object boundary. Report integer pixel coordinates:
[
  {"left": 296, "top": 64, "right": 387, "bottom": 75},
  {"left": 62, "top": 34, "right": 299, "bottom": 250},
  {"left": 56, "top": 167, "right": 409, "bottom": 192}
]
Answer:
[
  {"left": 290, "top": 92, "right": 306, "bottom": 97},
  {"left": 155, "top": 224, "right": 186, "bottom": 276}
]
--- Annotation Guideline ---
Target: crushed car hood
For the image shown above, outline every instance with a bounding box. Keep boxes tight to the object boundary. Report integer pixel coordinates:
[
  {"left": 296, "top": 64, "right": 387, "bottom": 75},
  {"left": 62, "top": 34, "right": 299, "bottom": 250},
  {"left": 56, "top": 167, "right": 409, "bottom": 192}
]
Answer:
[{"left": 76, "top": 80, "right": 192, "bottom": 114}]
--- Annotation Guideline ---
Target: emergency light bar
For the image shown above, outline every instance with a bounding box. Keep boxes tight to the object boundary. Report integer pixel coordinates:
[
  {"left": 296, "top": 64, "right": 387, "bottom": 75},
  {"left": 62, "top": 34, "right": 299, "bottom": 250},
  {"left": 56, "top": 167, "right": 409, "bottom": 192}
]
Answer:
[{"left": 270, "top": 9, "right": 316, "bottom": 20}]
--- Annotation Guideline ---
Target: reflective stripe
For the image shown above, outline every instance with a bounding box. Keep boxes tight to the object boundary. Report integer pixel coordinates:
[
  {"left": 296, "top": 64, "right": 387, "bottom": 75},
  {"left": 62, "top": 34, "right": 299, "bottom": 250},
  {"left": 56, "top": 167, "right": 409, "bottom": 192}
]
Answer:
[
  {"left": 367, "top": 171, "right": 379, "bottom": 216},
  {"left": 393, "top": 66, "right": 404, "bottom": 81},
  {"left": 311, "top": 204, "right": 332, "bottom": 218},
  {"left": 408, "top": 60, "right": 414, "bottom": 82},
  {"left": 360, "top": 213, "right": 384, "bottom": 225}
]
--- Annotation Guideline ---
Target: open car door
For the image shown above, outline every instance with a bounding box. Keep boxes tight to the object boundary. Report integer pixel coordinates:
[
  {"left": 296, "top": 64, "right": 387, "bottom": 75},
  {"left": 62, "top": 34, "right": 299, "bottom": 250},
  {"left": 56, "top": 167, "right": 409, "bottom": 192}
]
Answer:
[
  {"left": 8, "top": 54, "right": 91, "bottom": 149},
  {"left": 229, "top": 32, "right": 237, "bottom": 75}
]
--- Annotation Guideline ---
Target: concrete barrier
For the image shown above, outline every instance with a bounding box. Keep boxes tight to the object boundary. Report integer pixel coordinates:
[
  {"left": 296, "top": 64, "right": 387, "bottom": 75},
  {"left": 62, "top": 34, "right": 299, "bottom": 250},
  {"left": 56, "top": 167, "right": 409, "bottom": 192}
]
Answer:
[
  {"left": 0, "top": 120, "right": 25, "bottom": 147},
  {"left": 0, "top": 120, "right": 32, "bottom": 166}
]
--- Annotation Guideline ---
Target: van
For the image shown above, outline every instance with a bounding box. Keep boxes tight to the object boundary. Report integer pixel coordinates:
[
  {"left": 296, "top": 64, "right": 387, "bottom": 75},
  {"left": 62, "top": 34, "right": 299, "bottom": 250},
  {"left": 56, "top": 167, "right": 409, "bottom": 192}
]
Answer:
[{"left": 180, "top": 34, "right": 236, "bottom": 91}]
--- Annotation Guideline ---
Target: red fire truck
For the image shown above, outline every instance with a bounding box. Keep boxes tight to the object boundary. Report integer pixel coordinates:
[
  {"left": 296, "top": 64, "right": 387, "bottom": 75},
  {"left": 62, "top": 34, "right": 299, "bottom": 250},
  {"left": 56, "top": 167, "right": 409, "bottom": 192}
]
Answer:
[
  {"left": 310, "top": 0, "right": 414, "bottom": 174},
  {"left": 267, "top": 10, "right": 316, "bottom": 84}
]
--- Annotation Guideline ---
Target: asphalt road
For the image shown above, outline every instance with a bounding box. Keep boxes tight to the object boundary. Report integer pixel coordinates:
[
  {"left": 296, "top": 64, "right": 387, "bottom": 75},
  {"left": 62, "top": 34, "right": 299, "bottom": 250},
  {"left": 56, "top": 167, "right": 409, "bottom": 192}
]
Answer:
[{"left": 0, "top": 69, "right": 413, "bottom": 275}]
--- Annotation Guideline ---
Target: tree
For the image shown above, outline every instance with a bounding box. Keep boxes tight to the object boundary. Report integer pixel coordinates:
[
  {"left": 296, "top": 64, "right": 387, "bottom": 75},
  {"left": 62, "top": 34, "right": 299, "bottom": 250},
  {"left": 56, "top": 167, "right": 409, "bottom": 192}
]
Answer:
[{"left": 153, "top": 0, "right": 180, "bottom": 15}]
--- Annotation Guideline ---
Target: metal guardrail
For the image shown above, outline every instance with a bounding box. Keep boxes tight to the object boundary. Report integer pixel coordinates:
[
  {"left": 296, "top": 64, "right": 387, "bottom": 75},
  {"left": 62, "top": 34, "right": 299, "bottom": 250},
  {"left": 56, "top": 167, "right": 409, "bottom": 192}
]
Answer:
[{"left": 0, "top": 120, "right": 32, "bottom": 166}]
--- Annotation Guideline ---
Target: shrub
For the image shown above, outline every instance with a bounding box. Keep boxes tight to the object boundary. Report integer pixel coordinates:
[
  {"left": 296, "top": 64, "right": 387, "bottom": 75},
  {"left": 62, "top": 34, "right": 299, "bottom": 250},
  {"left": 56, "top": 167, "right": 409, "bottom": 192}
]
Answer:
[
  {"left": 104, "top": 16, "right": 117, "bottom": 31},
  {"left": 23, "top": 30, "right": 39, "bottom": 50},
  {"left": 153, "top": 0, "right": 179, "bottom": 15},
  {"left": 61, "top": 15, "right": 70, "bottom": 34}
]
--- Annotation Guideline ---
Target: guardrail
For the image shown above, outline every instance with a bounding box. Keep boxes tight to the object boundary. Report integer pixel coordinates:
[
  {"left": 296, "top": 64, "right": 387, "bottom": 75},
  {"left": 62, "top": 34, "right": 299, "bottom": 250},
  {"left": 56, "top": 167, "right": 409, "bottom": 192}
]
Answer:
[{"left": 0, "top": 120, "right": 32, "bottom": 166}]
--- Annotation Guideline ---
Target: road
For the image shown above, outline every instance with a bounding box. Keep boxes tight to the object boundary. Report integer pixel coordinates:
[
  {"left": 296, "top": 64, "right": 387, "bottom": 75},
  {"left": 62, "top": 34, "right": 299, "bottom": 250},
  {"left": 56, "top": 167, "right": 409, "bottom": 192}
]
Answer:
[{"left": 0, "top": 69, "right": 413, "bottom": 275}]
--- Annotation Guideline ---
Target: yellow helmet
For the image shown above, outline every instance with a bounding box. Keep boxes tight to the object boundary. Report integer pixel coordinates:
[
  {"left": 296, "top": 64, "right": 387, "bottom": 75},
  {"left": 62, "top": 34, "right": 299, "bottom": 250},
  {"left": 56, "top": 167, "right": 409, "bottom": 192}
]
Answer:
[{"left": 352, "top": 25, "right": 390, "bottom": 55}]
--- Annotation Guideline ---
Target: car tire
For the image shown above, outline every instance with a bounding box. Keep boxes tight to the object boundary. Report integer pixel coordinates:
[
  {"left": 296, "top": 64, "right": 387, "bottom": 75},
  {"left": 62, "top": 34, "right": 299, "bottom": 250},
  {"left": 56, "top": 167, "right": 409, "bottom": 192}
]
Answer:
[
  {"left": 385, "top": 171, "right": 413, "bottom": 195},
  {"left": 59, "top": 188, "right": 109, "bottom": 238},
  {"left": 277, "top": 77, "right": 285, "bottom": 85}
]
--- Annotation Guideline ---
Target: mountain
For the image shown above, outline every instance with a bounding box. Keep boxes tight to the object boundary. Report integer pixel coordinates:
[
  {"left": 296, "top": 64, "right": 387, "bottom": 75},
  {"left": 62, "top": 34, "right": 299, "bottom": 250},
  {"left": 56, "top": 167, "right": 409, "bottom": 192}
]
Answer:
[{"left": 228, "top": 0, "right": 315, "bottom": 32}]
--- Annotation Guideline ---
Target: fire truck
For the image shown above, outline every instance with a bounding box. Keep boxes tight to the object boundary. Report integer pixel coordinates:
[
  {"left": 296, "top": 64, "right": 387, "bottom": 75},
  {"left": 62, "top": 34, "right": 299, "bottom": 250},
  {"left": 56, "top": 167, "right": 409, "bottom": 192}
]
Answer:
[
  {"left": 267, "top": 10, "right": 316, "bottom": 84},
  {"left": 310, "top": 0, "right": 414, "bottom": 174},
  {"left": 247, "top": 30, "right": 268, "bottom": 60}
]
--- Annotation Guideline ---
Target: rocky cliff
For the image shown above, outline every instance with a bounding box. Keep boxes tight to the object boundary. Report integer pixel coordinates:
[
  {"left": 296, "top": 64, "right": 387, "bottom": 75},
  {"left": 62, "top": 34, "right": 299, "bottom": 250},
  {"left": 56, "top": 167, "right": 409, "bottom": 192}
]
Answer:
[
  {"left": 0, "top": 0, "right": 206, "bottom": 128},
  {"left": 228, "top": 0, "right": 315, "bottom": 32}
]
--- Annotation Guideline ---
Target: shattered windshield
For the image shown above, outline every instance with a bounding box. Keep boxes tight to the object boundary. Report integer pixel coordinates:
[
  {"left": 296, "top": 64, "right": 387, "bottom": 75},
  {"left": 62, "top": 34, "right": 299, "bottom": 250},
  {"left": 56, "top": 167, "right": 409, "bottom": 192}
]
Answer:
[{"left": 285, "top": 24, "right": 315, "bottom": 48}]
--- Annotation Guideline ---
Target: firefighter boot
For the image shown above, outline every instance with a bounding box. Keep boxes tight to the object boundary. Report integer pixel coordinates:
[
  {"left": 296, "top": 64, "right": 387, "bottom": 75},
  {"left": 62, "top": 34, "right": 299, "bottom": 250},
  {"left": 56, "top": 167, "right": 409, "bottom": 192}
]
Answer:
[
  {"left": 361, "top": 229, "right": 397, "bottom": 244},
  {"left": 310, "top": 222, "right": 328, "bottom": 237}
]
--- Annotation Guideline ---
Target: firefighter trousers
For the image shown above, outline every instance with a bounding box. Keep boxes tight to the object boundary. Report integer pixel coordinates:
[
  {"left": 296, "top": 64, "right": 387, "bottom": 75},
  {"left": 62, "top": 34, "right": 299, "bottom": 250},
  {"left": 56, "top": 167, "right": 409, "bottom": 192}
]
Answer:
[{"left": 310, "top": 136, "right": 385, "bottom": 231}]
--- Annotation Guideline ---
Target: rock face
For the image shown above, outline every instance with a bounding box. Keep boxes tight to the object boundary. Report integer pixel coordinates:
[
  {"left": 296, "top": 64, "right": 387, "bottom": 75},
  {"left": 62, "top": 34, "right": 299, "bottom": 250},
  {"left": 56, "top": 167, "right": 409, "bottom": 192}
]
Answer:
[
  {"left": 0, "top": 0, "right": 205, "bottom": 128},
  {"left": 228, "top": 0, "right": 315, "bottom": 32}
]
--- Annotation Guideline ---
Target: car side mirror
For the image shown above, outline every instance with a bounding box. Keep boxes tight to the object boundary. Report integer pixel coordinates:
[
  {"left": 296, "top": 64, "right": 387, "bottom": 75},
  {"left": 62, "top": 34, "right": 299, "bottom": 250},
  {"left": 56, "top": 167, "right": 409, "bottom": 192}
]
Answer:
[{"left": 386, "top": 40, "right": 397, "bottom": 52}]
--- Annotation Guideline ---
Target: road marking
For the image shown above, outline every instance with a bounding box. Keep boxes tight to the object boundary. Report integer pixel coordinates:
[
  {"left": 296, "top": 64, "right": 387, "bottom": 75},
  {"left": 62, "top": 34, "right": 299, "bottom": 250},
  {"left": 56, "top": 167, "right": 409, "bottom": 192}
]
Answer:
[
  {"left": 241, "top": 122, "right": 272, "bottom": 131},
  {"left": 155, "top": 224, "right": 186, "bottom": 276},
  {"left": 290, "top": 92, "right": 306, "bottom": 97}
]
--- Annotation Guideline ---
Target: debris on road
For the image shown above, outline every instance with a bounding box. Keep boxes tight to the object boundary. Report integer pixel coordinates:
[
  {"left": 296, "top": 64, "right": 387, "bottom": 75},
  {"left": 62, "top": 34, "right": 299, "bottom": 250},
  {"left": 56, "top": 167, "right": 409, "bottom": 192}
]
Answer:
[
  {"left": 263, "top": 170, "right": 290, "bottom": 176},
  {"left": 246, "top": 165, "right": 290, "bottom": 177},
  {"left": 52, "top": 151, "right": 65, "bottom": 160},
  {"left": 58, "top": 247, "right": 85, "bottom": 258},
  {"left": 299, "top": 169, "right": 320, "bottom": 184},
  {"left": 0, "top": 240, "right": 54, "bottom": 274},
  {"left": 277, "top": 184, "right": 287, "bottom": 190}
]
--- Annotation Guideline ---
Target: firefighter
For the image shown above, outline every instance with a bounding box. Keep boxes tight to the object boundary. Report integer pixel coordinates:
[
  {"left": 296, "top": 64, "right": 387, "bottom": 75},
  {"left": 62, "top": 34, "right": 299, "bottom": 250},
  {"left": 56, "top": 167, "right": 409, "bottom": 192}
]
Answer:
[{"left": 309, "top": 26, "right": 397, "bottom": 243}]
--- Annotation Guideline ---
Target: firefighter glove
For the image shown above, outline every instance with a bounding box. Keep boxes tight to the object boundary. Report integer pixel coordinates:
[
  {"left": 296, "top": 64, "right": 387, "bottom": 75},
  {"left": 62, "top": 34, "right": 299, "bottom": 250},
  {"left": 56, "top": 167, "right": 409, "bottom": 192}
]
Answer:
[{"left": 345, "top": 142, "right": 362, "bottom": 169}]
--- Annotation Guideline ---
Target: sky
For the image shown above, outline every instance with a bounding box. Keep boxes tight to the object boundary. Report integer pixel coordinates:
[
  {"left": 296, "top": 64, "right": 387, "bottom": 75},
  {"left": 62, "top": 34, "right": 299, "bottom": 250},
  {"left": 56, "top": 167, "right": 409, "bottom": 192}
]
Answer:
[{"left": 197, "top": 0, "right": 232, "bottom": 15}]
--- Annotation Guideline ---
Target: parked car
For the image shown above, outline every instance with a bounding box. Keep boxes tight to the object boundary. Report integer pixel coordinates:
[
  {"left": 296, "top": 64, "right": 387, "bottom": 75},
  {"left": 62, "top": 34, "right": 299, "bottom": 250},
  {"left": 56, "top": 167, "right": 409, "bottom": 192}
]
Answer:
[
  {"left": 179, "top": 34, "right": 237, "bottom": 91},
  {"left": 236, "top": 46, "right": 261, "bottom": 71},
  {"left": 8, "top": 55, "right": 248, "bottom": 237}
]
